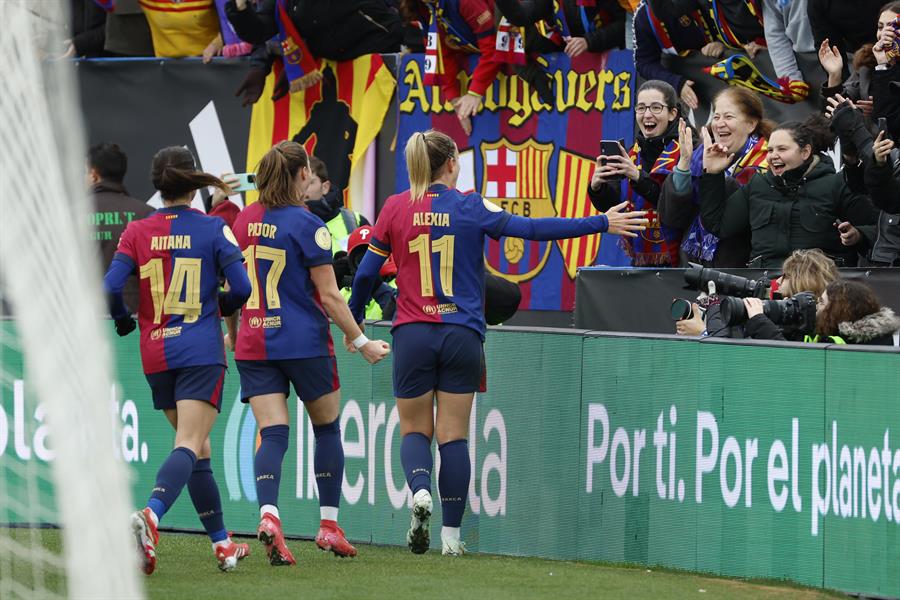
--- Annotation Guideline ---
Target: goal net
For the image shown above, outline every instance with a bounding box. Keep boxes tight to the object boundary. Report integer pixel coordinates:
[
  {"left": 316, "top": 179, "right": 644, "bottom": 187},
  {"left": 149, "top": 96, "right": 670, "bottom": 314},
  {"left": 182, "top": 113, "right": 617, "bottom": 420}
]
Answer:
[{"left": 0, "top": 2, "right": 142, "bottom": 598}]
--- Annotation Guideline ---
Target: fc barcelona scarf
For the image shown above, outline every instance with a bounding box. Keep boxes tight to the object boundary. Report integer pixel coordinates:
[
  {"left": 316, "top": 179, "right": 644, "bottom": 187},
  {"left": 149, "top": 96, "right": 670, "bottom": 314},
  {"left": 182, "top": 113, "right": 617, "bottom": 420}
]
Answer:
[
  {"left": 93, "top": 0, "right": 115, "bottom": 10},
  {"left": 496, "top": 17, "right": 526, "bottom": 65},
  {"left": 681, "top": 134, "right": 767, "bottom": 262},
  {"left": 706, "top": 53, "right": 810, "bottom": 103},
  {"left": 536, "top": 1, "right": 571, "bottom": 46},
  {"left": 619, "top": 141, "right": 684, "bottom": 266},
  {"left": 423, "top": 0, "right": 480, "bottom": 85},
  {"left": 708, "top": 0, "right": 762, "bottom": 48},
  {"left": 276, "top": 0, "right": 321, "bottom": 92}
]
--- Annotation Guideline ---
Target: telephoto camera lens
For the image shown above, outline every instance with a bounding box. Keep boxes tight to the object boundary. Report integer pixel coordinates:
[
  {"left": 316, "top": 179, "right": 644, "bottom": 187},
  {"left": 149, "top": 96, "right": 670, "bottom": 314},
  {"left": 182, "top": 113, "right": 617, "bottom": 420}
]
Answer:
[{"left": 684, "top": 265, "right": 770, "bottom": 299}]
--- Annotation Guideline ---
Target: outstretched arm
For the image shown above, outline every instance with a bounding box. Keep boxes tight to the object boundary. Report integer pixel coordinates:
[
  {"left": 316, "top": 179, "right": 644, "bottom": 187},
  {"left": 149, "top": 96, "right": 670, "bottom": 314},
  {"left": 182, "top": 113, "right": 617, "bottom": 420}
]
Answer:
[{"left": 493, "top": 202, "right": 646, "bottom": 240}]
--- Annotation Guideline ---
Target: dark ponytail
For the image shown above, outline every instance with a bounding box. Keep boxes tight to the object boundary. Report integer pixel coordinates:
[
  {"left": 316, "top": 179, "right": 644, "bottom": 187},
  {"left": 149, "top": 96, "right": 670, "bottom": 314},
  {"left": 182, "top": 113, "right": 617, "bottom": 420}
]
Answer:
[
  {"left": 772, "top": 114, "right": 835, "bottom": 155},
  {"left": 151, "top": 146, "right": 228, "bottom": 201}
]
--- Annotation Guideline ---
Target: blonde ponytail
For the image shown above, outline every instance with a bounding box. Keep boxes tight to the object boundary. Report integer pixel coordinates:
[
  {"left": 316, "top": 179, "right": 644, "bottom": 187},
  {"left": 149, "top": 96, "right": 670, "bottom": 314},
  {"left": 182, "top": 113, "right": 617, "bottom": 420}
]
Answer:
[{"left": 404, "top": 130, "right": 457, "bottom": 202}]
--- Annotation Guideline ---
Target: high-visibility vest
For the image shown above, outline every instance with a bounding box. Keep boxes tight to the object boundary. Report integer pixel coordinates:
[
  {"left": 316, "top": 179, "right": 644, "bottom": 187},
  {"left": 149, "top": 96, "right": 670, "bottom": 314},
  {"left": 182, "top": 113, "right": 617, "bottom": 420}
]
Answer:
[{"left": 326, "top": 208, "right": 363, "bottom": 255}]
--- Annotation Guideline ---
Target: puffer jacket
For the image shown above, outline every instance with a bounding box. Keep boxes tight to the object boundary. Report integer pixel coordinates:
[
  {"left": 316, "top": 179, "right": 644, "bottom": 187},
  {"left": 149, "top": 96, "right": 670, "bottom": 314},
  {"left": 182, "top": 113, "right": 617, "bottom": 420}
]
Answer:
[
  {"left": 699, "top": 156, "right": 879, "bottom": 268},
  {"left": 836, "top": 307, "right": 900, "bottom": 346}
]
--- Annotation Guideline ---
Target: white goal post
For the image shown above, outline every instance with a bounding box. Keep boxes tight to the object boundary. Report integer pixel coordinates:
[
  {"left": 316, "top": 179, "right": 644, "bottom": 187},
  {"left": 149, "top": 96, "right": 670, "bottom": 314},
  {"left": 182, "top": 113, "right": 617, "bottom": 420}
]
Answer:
[{"left": 0, "top": 2, "right": 142, "bottom": 598}]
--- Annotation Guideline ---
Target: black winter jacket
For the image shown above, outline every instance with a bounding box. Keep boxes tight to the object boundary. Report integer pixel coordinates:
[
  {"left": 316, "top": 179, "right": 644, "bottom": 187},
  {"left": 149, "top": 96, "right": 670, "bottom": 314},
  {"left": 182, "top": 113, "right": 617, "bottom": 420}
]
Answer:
[
  {"left": 807, "top": 0, "right": 883, "bottom": 54},
  {"left": 225, "top": 0, "right": 403, "bottom": 60},
  {"left": 699, "top": 156, "right": 879, "bottom": 268},
  {"left": 562, "top": 0, "right": 626, "bottom": 53}
]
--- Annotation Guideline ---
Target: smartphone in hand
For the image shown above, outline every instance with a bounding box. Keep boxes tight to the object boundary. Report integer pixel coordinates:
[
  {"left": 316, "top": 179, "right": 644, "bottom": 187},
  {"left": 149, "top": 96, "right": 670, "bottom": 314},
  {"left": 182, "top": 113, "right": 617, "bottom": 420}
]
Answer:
[
  {"left": 599, "top": 139, "right": 626, "bottom": 180},
  {"left": 232, "top": 172, "right": 257, "bottom": 192}
]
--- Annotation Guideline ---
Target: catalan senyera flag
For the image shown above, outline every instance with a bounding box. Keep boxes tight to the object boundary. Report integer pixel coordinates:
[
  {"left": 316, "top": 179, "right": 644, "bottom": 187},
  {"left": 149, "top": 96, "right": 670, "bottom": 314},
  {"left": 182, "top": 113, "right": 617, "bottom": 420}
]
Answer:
[
  {"left": 245, "top": 54, "right": 396, "bottom": 209},
  {"left": 554, "top": 151, "right": 602, "bottom": 279}
]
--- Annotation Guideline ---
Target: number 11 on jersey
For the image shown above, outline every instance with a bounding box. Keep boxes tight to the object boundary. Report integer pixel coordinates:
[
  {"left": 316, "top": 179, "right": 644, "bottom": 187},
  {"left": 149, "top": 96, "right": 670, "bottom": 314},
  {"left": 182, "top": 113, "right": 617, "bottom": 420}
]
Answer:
[{"left": 408, "top": 233, "right": 455, "bottom": 297}]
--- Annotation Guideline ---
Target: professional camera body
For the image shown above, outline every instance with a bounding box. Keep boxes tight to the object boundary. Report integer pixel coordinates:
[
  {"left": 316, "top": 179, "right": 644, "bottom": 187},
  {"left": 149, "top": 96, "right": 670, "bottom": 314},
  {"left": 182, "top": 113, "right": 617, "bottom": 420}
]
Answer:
[
  {"left": 719, "top": 292, "right": 817, "bottom": 337},
  {"left": 680, "top": 265, "right": 817, "bottom": 337}
]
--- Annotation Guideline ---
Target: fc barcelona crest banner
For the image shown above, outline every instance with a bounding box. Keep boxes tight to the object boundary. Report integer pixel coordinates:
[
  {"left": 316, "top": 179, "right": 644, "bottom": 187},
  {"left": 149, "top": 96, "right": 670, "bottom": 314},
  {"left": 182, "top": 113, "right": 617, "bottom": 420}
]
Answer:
[{"left": 396, "top": 51, "right": 636, "bottom": 311}]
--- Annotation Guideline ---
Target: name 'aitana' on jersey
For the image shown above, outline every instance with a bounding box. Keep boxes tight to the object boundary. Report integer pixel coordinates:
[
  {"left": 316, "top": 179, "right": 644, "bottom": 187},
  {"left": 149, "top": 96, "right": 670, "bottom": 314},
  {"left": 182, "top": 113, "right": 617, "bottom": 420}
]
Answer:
[{"left": 150, "top": 235, "right": 192, "bottom": 251}]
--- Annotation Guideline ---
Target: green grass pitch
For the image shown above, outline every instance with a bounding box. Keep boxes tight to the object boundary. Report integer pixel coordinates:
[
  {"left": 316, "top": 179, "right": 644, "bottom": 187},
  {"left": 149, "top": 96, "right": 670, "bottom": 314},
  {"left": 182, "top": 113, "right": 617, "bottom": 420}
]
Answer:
[{"left": 3, "top": 528, "right": 843, "bottom": 599}]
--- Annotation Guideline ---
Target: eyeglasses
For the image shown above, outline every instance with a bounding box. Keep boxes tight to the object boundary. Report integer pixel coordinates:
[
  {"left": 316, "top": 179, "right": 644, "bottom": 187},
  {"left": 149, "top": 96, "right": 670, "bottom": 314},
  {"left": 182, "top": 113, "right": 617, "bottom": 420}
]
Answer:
[{"left": 635, "top": 103, "right": 669, "bottom": 115}]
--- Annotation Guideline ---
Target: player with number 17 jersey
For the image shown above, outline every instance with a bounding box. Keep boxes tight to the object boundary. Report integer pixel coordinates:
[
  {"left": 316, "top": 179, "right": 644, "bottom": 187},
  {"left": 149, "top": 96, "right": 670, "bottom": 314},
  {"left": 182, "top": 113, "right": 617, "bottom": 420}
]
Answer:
[
  {"left": 232, "top": 201, "right": 336, "bottom": 361},
  {"left": 113, "top": 206, "right": 244, "bottom": 374}
]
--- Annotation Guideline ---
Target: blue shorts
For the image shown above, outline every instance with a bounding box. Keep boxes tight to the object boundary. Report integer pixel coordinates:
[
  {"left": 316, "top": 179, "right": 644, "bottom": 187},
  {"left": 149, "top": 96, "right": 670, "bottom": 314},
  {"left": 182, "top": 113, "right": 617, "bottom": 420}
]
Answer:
[
  {"left": 391, "top": 323, "right": 483, "bottom": 398},
  {"left": 145, "top": 365, "right": 226, "bottom": 412},
  {"left": 236, "top": 357, "right": 340, "bottom": 403}
]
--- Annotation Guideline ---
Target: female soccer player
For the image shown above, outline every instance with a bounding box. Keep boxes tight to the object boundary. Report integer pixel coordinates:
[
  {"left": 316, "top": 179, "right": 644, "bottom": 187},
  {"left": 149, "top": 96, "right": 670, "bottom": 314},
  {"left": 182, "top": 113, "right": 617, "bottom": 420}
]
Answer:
[
  {"left": 348, "top": 129, "right": 647, "bottom": 556},
  {"left": 103, "top": 146, "right": 253, "bottom": 574},
  {"left": 229, "top": 141, "right": 390, "bottom": 566}
]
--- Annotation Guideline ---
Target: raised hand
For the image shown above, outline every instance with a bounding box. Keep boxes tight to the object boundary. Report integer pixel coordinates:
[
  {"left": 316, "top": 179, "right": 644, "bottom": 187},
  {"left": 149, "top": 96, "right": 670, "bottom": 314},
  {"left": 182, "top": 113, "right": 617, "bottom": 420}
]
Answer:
[
  {"left": 604, "top": 201, "right": 648, "bottom": 238},
  {"left": 677, "top": 118, "right": 694, "bottom": 170},
  {"left": 680, "top": 80, "right": 699, "bottom": 110},
  {"left": 701, "top": 127, "right": 734, "bottom": 175},
  {"left": 874, "top": 23, "right": 897, "bottom": 65},
  {"left": 604, "top": 143, "right": 640, "bottom": 182},
  {"left": 824, "top": 93, "right": 855, "bottom": 120},
  {"left": 856, "top": 96, "right": 875, "bottom": 117},
  {"left": 590, "top": 156, "right": 619, "bottom": 190},
  {"left": 211, "top": 173, "right": 240, "bottom": 207},
  {"left": 872, "top": 131, "right": 896, "bottom": 165},
  {"left": 818, "top": 39, "right": 844, "bottom": 86}
]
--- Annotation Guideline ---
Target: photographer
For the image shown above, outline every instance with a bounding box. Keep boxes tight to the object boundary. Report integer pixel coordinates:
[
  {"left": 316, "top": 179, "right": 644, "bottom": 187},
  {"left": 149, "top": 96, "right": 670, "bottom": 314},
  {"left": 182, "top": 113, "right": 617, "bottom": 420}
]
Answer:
[
  {"left": 815, "top": 279, "right": 900, "bottom": 345},
  {"left": 675, "top": 249, "right": 839, "bottom": 339}
]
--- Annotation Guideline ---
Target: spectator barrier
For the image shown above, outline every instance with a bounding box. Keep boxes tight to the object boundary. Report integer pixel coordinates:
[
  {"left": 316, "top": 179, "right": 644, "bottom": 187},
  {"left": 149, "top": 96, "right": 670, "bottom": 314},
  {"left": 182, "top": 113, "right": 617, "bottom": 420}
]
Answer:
[
  {"left": 1, "top": 320, "right": 897, "bottom": 597},
  {"left": 575, "top": 267, "right": 900, "bottom": 333}
]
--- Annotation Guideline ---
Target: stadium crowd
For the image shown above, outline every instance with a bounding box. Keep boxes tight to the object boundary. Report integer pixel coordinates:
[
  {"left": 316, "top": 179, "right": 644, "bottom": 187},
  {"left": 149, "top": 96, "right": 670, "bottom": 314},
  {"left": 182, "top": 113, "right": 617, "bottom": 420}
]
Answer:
[{"left": 83, "top": 0, "right": 900, "bottom": 344}]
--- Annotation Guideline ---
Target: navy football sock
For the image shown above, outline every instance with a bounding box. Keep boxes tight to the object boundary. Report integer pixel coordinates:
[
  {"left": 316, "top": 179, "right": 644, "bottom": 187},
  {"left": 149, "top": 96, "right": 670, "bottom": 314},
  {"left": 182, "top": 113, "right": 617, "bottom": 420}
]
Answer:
[
  {"left": 255, "top": 424, "right": 289, "bottom": 508},
  {"left": 438, "top": 440, "right": 470, "bottom": 528},
  {"left": 401, "top": 432, "right": 433, "bottom": 495},
  {"left": 313, "top": 419, "right": 344, "bottom": 510},
  {"left": 187, "top": 458, "right": 227, "bottom": 543},
  {"left": 147, "top": 446, "right": 197, "bottom": 523}
]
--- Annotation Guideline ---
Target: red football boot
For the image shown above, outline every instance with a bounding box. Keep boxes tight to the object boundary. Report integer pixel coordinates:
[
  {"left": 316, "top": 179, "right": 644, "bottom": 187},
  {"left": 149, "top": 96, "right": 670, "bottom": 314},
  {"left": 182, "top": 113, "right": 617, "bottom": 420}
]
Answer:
[
  {"left": 315, "top": 520, "right": 358, "bottom": 557},
  {"left": 257, "top": 513, "right": 296, "bottom": 566},
  {"left": 215, "top": 538, "right": 250, "bottom": 572},
  {"left": 130, "top": 508, "right": 160, "bottom": 575}
]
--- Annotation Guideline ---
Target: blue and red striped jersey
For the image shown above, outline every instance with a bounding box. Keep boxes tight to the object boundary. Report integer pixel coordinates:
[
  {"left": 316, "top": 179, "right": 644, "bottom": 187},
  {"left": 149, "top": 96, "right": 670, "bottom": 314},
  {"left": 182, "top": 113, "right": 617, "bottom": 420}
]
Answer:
[
  {"left": 113, "top": 206, "right": 243, "bottom": 374},
  {"left": 368, "top": 184, "right": 511, "bottom": 338},
  {"left": 232, "top": 202, "right": 335, "bottom": 361}
]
